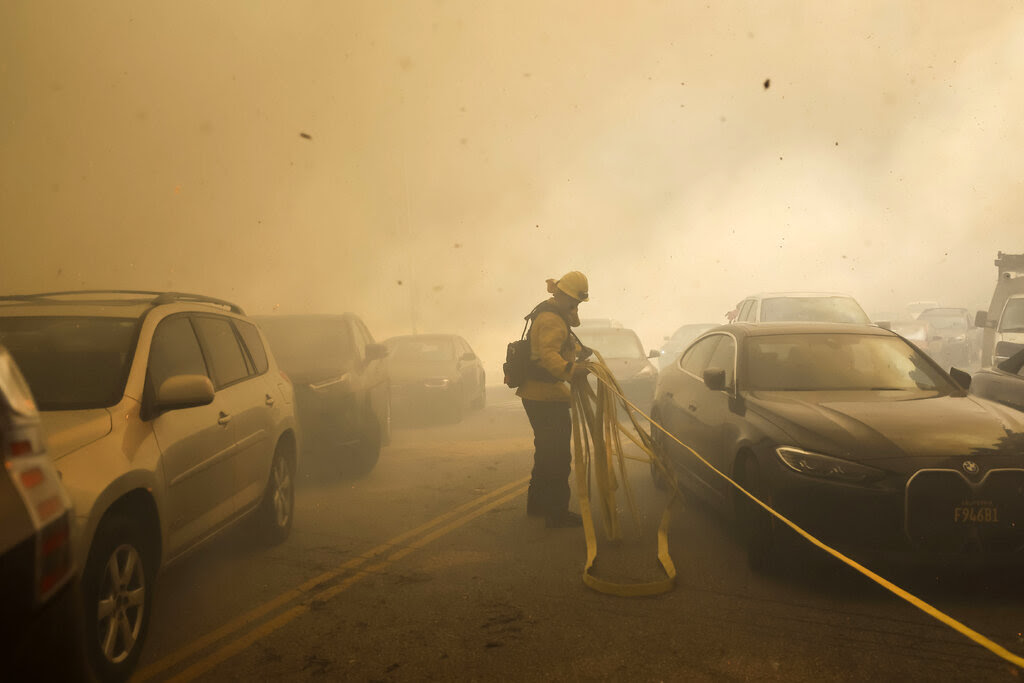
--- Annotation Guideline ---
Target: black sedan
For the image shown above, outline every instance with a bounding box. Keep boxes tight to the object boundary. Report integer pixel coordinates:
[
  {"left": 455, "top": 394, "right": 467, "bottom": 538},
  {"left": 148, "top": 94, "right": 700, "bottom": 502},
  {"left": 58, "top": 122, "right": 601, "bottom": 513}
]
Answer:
[
  {"left": 969, "top": 346, "right": 1024, "bottom": 412},
  {"left": 383, "top": 334, "right": 486, "bottom": 423},
  {"left": 651, "top": 322, "right": 1024, "bottom": 570}
]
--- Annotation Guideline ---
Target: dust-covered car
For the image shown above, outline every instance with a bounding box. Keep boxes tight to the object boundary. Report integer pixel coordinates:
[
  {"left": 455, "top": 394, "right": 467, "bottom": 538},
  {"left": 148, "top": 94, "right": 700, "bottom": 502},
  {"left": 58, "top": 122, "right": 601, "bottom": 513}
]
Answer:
[
  {"left": 651, "top": 322, "right": 1024, "bottom": 571},
  {"left": 0, "top": 291, "right": 299, "bottom": 682},
  {"left": 969, "top": 346, "right": 1024, "bottom": 413},
  {"left": 732, "top": 292, "right": 871, "bottom": 324},
  {"left": 255, "top": 314, "right": 390, "bottom": 476},
  {"left": 0, "top": 345, "right": 86, "bottom": 681},
  {"left": 383, "top": 333, "right": 485, "bottom": 423},
  {"left": 573, "top": 325, "right": 659, "bottom": 415},
  {"left": 916, "top": 307, "right": 982, "bottom": 369}
]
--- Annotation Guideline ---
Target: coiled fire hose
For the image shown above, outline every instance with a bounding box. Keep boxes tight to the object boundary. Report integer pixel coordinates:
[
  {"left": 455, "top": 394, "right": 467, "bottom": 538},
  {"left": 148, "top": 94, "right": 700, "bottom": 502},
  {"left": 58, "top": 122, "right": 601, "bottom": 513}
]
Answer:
[{"left": 571, "top": 351, "right": 1024, "bottom": 670}]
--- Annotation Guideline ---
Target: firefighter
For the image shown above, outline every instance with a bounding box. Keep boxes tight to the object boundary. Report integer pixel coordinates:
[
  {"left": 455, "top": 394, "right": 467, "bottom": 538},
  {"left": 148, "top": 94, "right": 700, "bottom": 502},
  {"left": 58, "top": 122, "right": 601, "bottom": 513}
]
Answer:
[{"left": 517, "top": 270, "right": 591, "bottom": 528}]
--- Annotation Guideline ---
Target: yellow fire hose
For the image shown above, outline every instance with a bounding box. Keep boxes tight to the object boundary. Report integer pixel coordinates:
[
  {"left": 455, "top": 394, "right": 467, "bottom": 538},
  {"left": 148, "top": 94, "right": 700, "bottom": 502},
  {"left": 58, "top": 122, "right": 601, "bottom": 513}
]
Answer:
[{"left": 572, "top": 351, "right": 1024, "bottom": 670}]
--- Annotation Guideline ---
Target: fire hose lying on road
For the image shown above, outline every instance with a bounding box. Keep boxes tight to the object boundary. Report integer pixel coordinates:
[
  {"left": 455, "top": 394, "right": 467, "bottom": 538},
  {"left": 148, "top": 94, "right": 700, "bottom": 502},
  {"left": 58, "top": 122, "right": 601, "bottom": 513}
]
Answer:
[{"left": 571, "top": 350, "right": 1024, "bottom": 668}]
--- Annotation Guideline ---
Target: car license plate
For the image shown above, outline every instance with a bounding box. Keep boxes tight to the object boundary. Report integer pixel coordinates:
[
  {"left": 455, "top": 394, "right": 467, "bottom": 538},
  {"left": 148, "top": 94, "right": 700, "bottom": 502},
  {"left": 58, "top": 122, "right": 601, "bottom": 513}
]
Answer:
[{"left": 953, "top": 500, "right": 1000, "bottom": 524}]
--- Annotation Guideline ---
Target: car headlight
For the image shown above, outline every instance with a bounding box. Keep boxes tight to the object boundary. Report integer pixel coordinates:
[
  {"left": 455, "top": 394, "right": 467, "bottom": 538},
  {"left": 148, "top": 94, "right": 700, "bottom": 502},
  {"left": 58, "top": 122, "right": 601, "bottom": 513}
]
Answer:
[{"left": 775, "top": 447, "right": 884, "bottom": 484}]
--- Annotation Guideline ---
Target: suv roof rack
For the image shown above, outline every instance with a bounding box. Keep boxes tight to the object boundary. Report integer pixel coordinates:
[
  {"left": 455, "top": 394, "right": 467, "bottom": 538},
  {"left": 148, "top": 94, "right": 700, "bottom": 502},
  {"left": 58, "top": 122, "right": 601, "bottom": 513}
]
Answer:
[{"left": 0, "top": 290, "right": 245, "bottom": 314}]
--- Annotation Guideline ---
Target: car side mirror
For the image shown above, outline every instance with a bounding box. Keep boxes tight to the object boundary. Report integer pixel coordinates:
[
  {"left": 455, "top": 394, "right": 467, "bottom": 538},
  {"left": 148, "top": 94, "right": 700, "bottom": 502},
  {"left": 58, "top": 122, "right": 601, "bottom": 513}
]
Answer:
[
  {"left": 703, "top": 367, "right": 727, "bottom": 391},
  {"left": 648, "top": 349, "right": 661, "bottom": 359},
  {"left": 460, "top": 352, "right": 476, "bottom": 361},
  {"left": 949, "top": 367, "right": 972, "bottom": 391},
  {"left": 155, "top": 374, "right": 215, "bottom": 411},
  {"left": 365, "top": 343, "right": 388, "bottom": 361},
  {"left": 974, "top": 310, "right": 990, "bottom": 328}
]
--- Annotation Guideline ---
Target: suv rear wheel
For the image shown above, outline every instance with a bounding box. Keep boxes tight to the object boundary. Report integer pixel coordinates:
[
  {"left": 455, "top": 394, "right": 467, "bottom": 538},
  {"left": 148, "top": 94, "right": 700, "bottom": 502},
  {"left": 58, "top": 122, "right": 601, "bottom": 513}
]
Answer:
[
  {"left": 82, "top": 515, "right": 155, "bottom": 682},
  {"left": 258, "top": 444, "right": 295, "bottom": 544}
]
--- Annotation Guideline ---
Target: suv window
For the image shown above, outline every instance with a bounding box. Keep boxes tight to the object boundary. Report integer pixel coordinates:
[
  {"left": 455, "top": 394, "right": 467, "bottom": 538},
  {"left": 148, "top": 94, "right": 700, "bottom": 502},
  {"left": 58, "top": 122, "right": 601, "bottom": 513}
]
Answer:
[
  {"left": 680, "top": 335, "right": 721, "bottom": 375},
  {"left": 192, "top": 316, "right": 250, "bottom": 388},
  {"left": 0, "top": 316, "right": 138, "bottom": 410},
  {"left": 235, "top": 320, "right": 269, "bottom": 374},
  {"left": 148, "top": 317, "right": 209, "bottom": 393},
  {"left": 738, "top": 300, "right": 755, "bottom": 322}
]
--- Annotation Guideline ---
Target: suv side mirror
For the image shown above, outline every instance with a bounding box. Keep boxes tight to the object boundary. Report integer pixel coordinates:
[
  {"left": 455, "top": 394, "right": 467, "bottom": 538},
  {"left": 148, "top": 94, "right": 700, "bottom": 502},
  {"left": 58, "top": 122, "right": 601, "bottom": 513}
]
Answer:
[
  {"left": 975, "top": 310, "right": 990, "bottom": 328},
  {"left": 365, "top": 343, "right": 388, "bottom": 361},
  {"left": 703, "top": 367, "right": 727, "bottom": 391},
  {"left": 949, "top": 367, "right": 972, "bottom": 391},
  {"left": 155, "top": 375, "right": 215, "bottom": 411},
  {"left": 460, "top": 352, "right": 477, "bottom": 361},
  {"left": 648, "top": 349, "right": 661, "bottom": 359}
]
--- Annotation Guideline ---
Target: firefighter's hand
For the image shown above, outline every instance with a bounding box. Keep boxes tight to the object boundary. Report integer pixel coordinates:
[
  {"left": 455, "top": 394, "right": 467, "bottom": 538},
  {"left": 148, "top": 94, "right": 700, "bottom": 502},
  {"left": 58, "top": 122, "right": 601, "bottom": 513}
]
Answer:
[{"left": 571, "top": 363, "right": 590, "bottom": 380}]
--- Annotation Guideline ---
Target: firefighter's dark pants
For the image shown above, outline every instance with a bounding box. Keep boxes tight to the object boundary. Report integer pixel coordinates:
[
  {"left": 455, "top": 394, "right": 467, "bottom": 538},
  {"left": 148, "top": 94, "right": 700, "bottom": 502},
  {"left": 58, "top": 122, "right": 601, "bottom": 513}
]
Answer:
[{"left": 522, "top": 398, "right": 571, "bottom": 516}]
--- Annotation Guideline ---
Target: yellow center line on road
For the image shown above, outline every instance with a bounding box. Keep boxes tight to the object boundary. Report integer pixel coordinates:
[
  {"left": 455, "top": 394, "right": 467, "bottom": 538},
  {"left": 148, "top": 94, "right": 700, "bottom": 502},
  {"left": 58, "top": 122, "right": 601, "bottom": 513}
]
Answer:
[
  {"left": 164, "top": 484, "right": 529, "bottom": 683},
  {"left": 134, "top": 477, "right": 529, "bottom": 682}
]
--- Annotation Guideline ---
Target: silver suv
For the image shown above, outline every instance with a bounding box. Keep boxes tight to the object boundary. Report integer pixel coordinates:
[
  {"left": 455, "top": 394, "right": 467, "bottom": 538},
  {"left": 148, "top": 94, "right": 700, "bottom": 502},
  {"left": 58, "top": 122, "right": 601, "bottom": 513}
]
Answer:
[{"left": 0, "top": 291, "right": 299, "bottom": 682}]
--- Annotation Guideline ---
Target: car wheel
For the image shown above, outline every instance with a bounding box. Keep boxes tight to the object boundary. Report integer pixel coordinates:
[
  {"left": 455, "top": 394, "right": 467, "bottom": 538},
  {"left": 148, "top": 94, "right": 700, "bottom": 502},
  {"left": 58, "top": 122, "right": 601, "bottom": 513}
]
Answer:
[
  {"left": 347, "top": 402, "right": 382, "bottom": 476},
  {"left": 736, "top": 456, "right": 776, "bottom": 573},
  {"left": 82, "top": 515, "right": 155, "bottom": 683},
  {"left": 258, "top": 444, "right": 295, "bottom": 544}
]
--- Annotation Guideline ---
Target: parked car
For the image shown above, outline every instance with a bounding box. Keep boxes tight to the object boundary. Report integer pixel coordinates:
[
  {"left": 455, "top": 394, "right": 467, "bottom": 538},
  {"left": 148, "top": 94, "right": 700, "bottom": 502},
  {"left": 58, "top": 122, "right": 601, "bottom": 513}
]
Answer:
[
  {"left": 889, "top": 318, "right": 940, "bottom": 359},
  {"left": 977, "top": 293, "right": 1024, "bottom": 367},
  {"left": 255, "top": 314, "right": 389, "bottom": 476},
  {"left": 731, "top": 292, "right": 871, "bottom": 324},
  {"left": 383, "top": 333, "right": 486, "bottom": 422},
  {"left": 0, "top": 345, "right": 87, "bottom": 681},
  {"left": 651, "top": 321, "right": 1024, "bottom": 571},
  {"left": 657, "top": 323, "right": 718, "bottom": 371},
  {"left": 573, "top": 326, "right": 659, "bottom": 416},
  {"left": 916, "top": 307, "right": 983, "bottom": 369},
  {"left": 0, "top": 290, "right": 298, "bottom": 682},
  {"left": 969, "top": 346, "right": 1024, "bottom": 413}
]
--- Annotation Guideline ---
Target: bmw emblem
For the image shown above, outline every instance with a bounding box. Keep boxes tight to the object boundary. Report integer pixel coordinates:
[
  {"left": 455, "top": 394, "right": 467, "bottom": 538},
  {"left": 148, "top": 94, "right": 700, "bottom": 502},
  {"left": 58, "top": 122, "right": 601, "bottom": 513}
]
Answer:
[{"left": 962, "top": 460, "right": 980, "bottom": 475}]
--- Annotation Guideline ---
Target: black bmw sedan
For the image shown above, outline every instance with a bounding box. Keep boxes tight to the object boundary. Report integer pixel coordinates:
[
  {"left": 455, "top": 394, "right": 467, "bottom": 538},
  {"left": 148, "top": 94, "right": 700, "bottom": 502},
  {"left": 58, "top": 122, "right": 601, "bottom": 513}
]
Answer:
[{"left": 651, "top": 322, "right": 1024, "bottom": 570}]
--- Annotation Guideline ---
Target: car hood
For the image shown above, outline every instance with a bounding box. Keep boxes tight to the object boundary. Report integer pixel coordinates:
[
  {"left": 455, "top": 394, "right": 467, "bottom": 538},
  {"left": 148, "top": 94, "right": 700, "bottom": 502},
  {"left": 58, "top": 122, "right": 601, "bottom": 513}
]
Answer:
[
  {"left": 747, "top": 392, "right": 1024, "bottom": 465},
  {"left": 388, "top": 359, "right": 457, "bottom": 383},
  {"left": 600, "top": 358, "right": 655, "bottom": 381},
  {"left": 39, "top": 409, "right": 112, "bottom": 461}
]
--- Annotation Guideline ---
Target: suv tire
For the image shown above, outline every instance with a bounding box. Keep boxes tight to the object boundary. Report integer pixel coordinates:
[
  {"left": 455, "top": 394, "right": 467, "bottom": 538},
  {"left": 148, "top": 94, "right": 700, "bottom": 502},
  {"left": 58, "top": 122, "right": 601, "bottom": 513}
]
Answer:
[
  {"left": 82, "top": 515, "right": 155, "bottom": 683},
  {"left": 258, "top": 444, "right": 295, "bottom": 544}
]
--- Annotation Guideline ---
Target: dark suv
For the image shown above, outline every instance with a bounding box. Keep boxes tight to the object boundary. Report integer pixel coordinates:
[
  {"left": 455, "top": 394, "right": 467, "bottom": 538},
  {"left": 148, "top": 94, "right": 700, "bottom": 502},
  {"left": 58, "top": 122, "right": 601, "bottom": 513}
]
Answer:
[{"left": 255, "top": 314, "right": 390, "bottom": 476}]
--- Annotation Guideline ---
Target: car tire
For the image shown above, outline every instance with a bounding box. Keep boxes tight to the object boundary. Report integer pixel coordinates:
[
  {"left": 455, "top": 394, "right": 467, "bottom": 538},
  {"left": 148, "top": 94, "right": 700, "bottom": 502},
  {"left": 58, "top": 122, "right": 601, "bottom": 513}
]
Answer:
[
  {"left": 347, "top": 402, "right": 382, "bottom": 476},
  {"left": 82, "top": 515, "right": 156, "bottom": 683},
  {"left": 736, "top": 456, "right": 777, "bottom": 573},
  {"left": 258, "top": 444, "right": 295, "bottom": 545}
]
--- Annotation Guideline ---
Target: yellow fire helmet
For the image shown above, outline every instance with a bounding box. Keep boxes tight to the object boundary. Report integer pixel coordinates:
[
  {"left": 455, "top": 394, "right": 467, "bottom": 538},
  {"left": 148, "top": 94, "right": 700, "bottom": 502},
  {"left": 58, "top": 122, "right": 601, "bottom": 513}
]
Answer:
[{"left": 547, "top": 270, "right": 589, "bottom": 302}]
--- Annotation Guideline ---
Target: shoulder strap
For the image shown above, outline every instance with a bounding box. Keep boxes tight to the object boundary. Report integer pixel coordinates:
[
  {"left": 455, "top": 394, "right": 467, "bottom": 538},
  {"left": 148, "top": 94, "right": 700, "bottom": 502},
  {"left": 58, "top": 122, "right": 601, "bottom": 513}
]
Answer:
[{"left": 522, "top": 301, "right": 583, "bottom": 347}]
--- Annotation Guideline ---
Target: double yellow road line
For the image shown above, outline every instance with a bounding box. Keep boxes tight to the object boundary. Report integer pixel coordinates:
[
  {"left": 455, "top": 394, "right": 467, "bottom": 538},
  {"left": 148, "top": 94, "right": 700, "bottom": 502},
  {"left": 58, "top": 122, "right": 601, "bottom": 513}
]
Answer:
[{"left": 134, "top": 477, "right": 529, "bottom": 682}]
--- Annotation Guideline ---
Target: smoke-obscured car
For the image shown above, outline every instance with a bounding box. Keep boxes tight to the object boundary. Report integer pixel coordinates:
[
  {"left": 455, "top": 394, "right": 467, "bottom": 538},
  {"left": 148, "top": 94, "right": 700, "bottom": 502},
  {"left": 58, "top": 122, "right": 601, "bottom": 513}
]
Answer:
[
  {"left": 0, "top": 291, "right": 299, "bottom": 682},
  {"left": 573, "top": 326, "right": 659, "bottom": 415},
  {"left": 970, "top": 347, "right": 1024, "bottom": 413},
  {"left": 889, "top": 319, "right": 940, "bottom": 358},
  {"left": 651, "top": 322, "right": 1024, "bottom": 572},
  {"left": 383, "top": 334, "right": 486, "bottom": 423},
  {"left": 732, "top": 292, "right": 871, "bottom": 324},
  {"left": 916, "top": 307, "right": 982, "bottom": 369},
  {"left": 256, "top": 313, "right": 389, "bottom": 476},
  {"left": 0, "top": 345, "right": 87, "bottom": 681},
  {"left": 657, "top": 323, "right": 718, "bottom": 371}
]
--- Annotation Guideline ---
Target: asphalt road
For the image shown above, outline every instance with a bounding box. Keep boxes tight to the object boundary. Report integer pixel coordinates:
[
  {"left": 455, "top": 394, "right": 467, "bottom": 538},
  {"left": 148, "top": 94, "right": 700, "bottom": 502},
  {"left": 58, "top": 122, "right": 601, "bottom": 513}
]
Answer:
[{"left": 132, "top": 386, "right": 1024, "bottom": 682}]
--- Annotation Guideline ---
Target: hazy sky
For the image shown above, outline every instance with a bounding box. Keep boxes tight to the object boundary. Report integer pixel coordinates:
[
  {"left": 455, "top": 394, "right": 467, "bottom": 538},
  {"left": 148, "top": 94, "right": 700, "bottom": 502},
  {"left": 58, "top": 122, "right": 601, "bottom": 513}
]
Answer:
[{"left": 3, "top": 1, "right": 1022, "bottom": 373}]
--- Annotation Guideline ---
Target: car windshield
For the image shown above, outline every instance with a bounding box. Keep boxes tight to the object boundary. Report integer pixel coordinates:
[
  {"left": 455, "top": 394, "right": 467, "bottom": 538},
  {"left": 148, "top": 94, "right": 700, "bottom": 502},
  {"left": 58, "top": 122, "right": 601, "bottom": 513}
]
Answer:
[
  {"left": 744, "top": 333, "right": 956, "bottom": 392},
  {"left": 760, "top": 296, "right": 870, "bottom": 323},
  {"left": 0, "top": 316, "right": 138, "bottom": 410},
  {"left": 574, "top": 329, "right": 645, "bottom": 359},
  {"left": 917, "top": 311, "right": 968, "bottom": 331},
  {"left": 258, "top": 319, "right": 356, "bottom": 375},
  {"left": 389, "top": 338, "right": 454, "bottom": 362},
  {"left": 999, "top": 298, "right": 1024, "bottom": 332}
]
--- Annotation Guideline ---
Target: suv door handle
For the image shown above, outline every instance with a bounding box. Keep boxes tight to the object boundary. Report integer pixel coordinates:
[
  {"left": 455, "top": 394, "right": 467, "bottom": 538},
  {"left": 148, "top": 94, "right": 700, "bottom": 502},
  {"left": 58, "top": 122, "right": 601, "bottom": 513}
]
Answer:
[
  {"left": 217, "top": 412, "right": 232, "bottom": 426},
  {"left": 265, "top": 394, "right": 275, "bottom": 406}
]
